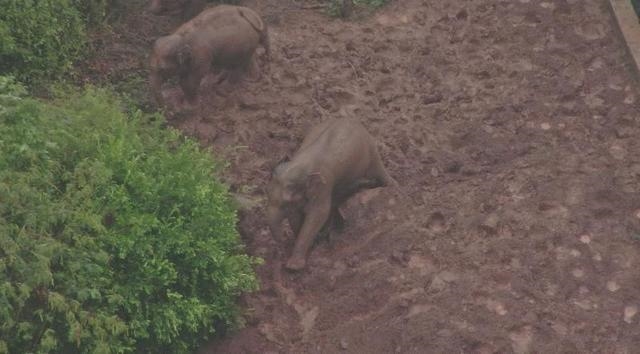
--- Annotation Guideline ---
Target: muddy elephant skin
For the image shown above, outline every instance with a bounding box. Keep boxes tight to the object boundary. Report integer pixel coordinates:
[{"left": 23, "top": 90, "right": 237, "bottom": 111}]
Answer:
[
  {"left": 149, "top": 4, "right": 270, "bottom": 106},
  {"left": 267, "top": 118, "right": 395, "bottom": 271},
  {"left": 147, "top": 0, "right": 207, "bottom": 19}
]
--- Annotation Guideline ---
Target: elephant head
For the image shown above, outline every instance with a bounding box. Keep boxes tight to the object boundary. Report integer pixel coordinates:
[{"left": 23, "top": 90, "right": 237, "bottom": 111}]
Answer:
[
  {"left": 266, "top": 162, "right": 326, "bottom": 242},
  {"left": 149, "top": 34, "right": 193, "bottom": 105}
]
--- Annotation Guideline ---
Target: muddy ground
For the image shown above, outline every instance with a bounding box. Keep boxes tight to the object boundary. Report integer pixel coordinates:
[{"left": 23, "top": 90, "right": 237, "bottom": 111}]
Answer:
[{"left": 86, "top": 0, "right": 640, "bottom": 352}]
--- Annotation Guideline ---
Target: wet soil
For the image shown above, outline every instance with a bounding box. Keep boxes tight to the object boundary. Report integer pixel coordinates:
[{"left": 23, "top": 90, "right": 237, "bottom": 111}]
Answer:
[{"left": 87, "top": 0, "right": 640, "bottom": 353}]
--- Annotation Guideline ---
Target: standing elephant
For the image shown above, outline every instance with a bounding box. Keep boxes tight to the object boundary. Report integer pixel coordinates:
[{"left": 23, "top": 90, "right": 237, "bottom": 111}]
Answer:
[
  {"left": 149, "top": 5, "right": 270, "bottom": 106},
  {"left": 147, "top": 0, "right": 207, "bottom": 20},
  {"left": 266, "top": 118, "right": 396, "bottom": 271}
]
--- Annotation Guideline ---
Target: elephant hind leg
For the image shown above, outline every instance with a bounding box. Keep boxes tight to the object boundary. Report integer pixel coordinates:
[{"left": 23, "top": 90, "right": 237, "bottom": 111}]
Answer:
[
  {"left": 318, "top": 206, "right": 345, "bottom": 247},
  {"left": 368, "top": 151, "right": 397, "bottom": 187},
  {"left": 261, "top": 25, "right": 271, "bottom": 60}
]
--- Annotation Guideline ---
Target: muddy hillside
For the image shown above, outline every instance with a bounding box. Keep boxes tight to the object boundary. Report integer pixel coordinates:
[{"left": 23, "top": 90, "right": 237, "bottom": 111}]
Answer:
[{"left": 88, "top": 0, "right": 640, "bottom": 352}]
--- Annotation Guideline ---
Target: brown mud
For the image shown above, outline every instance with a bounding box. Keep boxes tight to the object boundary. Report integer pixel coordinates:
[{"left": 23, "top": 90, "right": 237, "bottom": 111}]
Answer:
[{"left": 85, "top": 0, "right": 640, "bottom": 353}]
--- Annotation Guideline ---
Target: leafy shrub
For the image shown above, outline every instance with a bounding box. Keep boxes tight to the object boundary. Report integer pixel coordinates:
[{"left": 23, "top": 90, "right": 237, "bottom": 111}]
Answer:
[
  {"left": 0, "top": 1, "right": 87, "bottom": 85},
  {"left": 72, "top": 0, "right": 112, "bottom": 27},
  {"left": 0, "top": 77, "right": 259, "bottom": 353}
]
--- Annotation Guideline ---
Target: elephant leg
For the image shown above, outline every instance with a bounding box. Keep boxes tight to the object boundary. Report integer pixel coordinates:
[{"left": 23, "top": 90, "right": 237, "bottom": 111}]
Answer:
[
  {"left": 179, "top": 72, "right": 202, "bottom": 104},
  {"left": 289, "top": 209, "right": 304, "bottom": 239},
  {"left": 331, "top": 206, "right": 345, "bottom": 231},
  {"left": 369, "top": 151, "right": 397, "bottom": 187},
  {"left": 315, "top": 204, "right": 343, "bottom": 247},
  {"left": 227, "top": 56, "right": 253, "bottom": 84},
  {"left": 286, "top": 196, "right": 331, "bottom": 271},
  {"left": 247, "top": 55, "right": 262, "bottom": 82}
]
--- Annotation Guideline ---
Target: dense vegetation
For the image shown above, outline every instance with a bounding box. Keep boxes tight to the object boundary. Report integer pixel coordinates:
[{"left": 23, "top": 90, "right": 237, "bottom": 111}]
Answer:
[
  {"left": 0, "top": 0, "right": 87, "bottom": 85},
  {"left": 0, "top": 77, "right": 259, "bottom": 353}
]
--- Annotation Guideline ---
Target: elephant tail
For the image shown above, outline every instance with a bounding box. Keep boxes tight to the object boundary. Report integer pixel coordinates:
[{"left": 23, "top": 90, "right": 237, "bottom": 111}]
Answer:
[{"left": 237, "top": 8, "right": 271, "bottom": 59}]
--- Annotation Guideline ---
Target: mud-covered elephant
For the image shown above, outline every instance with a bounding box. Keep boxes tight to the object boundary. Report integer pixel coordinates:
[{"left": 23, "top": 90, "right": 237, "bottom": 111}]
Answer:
[
  {"left": 266, "top": 118, "right": 396, "bottom": 271},
  {"left": 147, "top": 0, "right": 207, "bottom": 19},
  {"left": 149, "top": 5, "right": 270, "bottom": 106}
]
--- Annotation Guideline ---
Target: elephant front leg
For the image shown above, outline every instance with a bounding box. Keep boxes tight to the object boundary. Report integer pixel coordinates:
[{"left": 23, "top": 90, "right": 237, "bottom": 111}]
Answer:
[
  {"left": 288, "top": 209, "right": 304, "bottom": 238},
  {"left": 179, "top": 71, "right": 203, "bottom": 105},
  {"left": 286, "top": 197, "right": 331, "bottom": 271}
]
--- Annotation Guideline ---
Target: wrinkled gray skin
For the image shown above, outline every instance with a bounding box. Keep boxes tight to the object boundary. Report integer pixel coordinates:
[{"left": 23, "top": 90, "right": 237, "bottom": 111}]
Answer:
[
  {"left": 147, "top": 0, "right": 207, "bottom": 20},
  {"left": 149, "top": 5, "right": 270, "bottom": 106},
  {"left": 267, "top": 118, "right": 396, "bottom": 271}
]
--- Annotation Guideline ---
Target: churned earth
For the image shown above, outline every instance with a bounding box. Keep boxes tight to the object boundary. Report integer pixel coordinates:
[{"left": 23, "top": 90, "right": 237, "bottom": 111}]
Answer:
[{"left": 85, "top": 0, "right": 640, "bottom": 352}]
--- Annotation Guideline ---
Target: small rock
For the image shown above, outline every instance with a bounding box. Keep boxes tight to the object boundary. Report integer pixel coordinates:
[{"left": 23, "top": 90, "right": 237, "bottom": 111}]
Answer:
[
  {"left": 486, "top": 299, "right": 508, "bottom": 316},
  {"left": 551, "top": 322, "right": 568, "bottom": 336},
  {"left": 624, "top": 95, "right": 635, "bottom": 105},
  {"left": 480, "top": 213, "right": 500, "bottom": 234},
  {"left": 607, "top": 280, "right": 620, "bottom": 292},
  {"left": 428, "top": 275, "right": 446, "bottom": 292},
  {"left": 573, "top": 299, "right": 592, "bottom": 310},
  {"left": 340, "top": 337, "right": 349, "bottom": 350},
  {"left": 572, "top": 269, "right": 585, "bottom": 278},
  {"left": 624, "top": 306, "right": 638, "bottom": 323},
  {"left": 438, "top": 270, "right": 459, "bottom": 283},
  {"left": 609, "top": 145, "right": 627, "bottom": 160},
  {"left": 579, "top": 234, "right": 591, "bottom": 244},
  {"left": 540, "top": 122, "right": 552, "bottom": 130}
]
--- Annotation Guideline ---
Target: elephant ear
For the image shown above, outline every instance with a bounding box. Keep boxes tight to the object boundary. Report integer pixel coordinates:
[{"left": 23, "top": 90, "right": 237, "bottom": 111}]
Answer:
[
  {"left": 305, "top": 172, "right": 326, "bottom": 200},
  {"left": 176, "top": 44, "right": 192, "bottom": 67}
]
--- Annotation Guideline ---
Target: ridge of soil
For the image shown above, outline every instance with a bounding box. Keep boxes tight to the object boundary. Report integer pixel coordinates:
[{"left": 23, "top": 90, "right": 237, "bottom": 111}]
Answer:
[{"left": 86, "top": 1, "right": 640, "bottom": 353}]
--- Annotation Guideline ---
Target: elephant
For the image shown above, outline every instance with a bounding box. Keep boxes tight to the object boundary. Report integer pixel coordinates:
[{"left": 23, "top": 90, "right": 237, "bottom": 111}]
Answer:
[
  {"left": 266, "top": 118, "right": 396, "bottom": 271},
  {"left": 149, "top": 5, "right": 270, "bottom": 106},
  {"left": 147, "top": 0, "right": 207, "bottom": 20}
]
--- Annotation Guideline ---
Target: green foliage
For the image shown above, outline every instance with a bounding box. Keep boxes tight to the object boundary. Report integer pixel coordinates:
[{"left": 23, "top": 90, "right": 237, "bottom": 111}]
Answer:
[
  {"left": 355, "top": 0, "right": 387, "bottom": 7},
  {"left": 72, "top": 0, "right": 111, "bottom": 27},
  {"left": 0, "top": 77, "right": 259, "bottom": 353},
  {"left": 72, "top": 0, "right": 130, "bottom": 27},
  {"left": 0, "top": 0, "right": 87, "bottom": 85}
]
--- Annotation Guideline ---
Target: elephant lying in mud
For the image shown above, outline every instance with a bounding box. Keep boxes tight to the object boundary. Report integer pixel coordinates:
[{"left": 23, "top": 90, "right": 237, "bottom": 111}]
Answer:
[
  {"left": 267, "top": 118, "right": 396, "bottom": 271},
  {"left": 147, "top": 0, "right": 207, "bottom": 19},
  {"left": 149, "top": 5, "right": 270, "bottom": 106}
]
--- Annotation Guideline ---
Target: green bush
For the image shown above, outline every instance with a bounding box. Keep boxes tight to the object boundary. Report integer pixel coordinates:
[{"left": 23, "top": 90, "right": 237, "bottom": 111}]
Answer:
[
  {"left": 0, "top": 1, "right": 87, "bottom": 85},
  {"left": 0, "top": 77, "right": 259, "bottom": 353}
]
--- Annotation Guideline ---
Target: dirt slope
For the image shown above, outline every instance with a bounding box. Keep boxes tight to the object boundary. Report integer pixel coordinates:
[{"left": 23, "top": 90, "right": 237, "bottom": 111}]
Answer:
[{"left": 88, "top": 0, "right": 640, "bottom": 353}]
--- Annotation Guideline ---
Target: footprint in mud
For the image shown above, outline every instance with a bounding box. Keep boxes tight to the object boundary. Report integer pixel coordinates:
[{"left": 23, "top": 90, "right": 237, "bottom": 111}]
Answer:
[
  {"left": 274, "top": 69, "right": 300, "bottom": 87},
  {"left": 272, "top": 264, "right": 321, "bottom": 340},
  {"left": 574, "top": 22, "right": 605, "bottom": 41}
]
